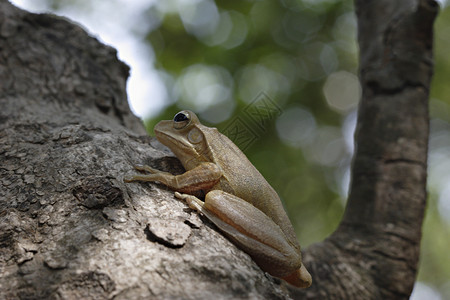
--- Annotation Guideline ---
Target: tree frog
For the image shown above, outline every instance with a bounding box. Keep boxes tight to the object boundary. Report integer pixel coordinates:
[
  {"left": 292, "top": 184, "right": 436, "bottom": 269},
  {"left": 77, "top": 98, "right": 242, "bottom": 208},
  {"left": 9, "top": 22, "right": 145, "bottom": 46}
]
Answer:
[{"left": 124, "top": 110, "right": 312, "bottom": 288}]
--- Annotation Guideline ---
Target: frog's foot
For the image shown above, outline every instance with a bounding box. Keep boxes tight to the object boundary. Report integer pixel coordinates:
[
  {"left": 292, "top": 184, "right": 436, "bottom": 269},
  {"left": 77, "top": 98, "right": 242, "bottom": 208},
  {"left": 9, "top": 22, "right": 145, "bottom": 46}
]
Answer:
[
  {"left": 124, "top": 164, "right": 164, "bottom": 182},
  {"left": 133, "top": 164, "right": 159, "bottom": 173},
  {"left": 123, "top": 175, "right": 135, "bottom": 183},
  {"left": 175, "top": 192, "right": 204, "bottom": 211}
]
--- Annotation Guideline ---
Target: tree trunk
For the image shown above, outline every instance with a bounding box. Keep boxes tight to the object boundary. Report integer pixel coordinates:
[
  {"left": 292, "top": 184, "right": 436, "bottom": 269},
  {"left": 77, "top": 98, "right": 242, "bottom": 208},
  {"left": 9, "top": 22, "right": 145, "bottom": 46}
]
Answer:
[
  {"left": 0, "top": 1, "right": 290, "bottom": 299},
  {"left": 0, "top": 0, "right": 438, "bottom": 299}
]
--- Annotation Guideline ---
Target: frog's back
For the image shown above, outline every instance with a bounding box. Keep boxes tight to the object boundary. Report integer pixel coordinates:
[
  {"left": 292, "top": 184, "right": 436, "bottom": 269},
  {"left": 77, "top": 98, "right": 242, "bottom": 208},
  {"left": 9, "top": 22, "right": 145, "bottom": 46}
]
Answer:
[{"left": 202, "top": 126, "right": 300, "bottom": 249}]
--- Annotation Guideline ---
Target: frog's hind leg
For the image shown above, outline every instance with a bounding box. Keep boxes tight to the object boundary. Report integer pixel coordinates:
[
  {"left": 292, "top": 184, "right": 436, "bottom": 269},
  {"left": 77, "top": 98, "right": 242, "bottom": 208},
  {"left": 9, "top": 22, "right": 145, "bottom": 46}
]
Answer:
[{"left": 175, "top": 190, "right": 304, "bottom": 280}]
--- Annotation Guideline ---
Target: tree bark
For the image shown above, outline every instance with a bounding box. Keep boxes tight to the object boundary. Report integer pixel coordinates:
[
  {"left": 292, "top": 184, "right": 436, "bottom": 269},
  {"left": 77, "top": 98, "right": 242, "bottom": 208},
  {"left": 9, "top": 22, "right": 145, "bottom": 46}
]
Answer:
[
  {"left": 0, "top": 1, "right": 290, "bottom": 299},
  {"left": 0, "top": 0, "right": 438, "bottom": 299}
]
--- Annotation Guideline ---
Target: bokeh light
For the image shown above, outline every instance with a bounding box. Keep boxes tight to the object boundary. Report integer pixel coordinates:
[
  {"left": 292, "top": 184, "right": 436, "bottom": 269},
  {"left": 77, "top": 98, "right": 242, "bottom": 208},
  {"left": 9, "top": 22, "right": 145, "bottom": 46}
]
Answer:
[{"left": 323, "top": 70, "right": 361, "bottom": 112}]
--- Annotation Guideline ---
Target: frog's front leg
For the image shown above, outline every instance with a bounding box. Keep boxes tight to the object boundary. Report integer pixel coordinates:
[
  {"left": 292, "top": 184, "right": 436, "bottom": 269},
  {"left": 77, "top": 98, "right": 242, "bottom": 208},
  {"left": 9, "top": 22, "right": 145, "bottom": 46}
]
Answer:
[
  {"left": 124, "top": 162, "right": 222, "bottom": 194},
  {"left": 175, "top": 190, "right": 312, "bottom": 288}
]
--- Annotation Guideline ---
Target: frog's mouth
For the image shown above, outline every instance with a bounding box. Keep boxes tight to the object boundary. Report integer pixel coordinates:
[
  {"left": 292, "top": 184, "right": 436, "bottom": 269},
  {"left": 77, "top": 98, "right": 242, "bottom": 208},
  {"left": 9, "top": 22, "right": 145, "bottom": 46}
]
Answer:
[
  {"left": 155, "top": 130, "right": 190, "bottom": 151},
  {"left": 154, "top": 128, "right": 200, "bottom": 159}
]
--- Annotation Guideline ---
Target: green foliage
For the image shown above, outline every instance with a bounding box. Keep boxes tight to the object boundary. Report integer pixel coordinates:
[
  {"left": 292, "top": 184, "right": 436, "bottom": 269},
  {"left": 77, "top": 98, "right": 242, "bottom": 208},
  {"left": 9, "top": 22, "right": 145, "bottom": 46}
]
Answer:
[{"left": 422, "top": 4, "right": 450, "bottom": 298}]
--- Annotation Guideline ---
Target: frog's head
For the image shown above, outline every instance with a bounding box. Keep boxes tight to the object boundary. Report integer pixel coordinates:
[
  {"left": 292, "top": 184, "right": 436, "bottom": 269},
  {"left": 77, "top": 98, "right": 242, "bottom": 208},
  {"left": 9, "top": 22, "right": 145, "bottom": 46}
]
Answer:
[{"left": 154, "top": 110, "right": 208, "bottom": 168}]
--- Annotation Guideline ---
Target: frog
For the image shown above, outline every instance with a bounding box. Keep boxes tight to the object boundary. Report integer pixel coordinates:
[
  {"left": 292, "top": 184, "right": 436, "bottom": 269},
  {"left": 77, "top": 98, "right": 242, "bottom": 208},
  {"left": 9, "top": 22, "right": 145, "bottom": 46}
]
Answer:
[{"left": 124, "top": 110, "right": 312, "bottom": 288}]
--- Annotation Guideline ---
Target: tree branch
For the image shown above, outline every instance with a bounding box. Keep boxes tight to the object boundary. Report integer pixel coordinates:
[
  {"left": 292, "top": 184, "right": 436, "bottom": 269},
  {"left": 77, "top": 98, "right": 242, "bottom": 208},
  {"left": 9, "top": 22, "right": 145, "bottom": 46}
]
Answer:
[{"left": 293, "top": 0, "right": 438, "bottom": 299}]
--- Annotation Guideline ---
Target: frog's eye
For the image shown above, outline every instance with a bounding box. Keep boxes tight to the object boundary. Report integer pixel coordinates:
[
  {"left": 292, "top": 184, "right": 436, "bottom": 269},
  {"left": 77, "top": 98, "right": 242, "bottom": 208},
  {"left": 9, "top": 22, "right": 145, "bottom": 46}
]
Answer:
[{"left": 173, "top": 111, "right": 190, "bottom": 129}]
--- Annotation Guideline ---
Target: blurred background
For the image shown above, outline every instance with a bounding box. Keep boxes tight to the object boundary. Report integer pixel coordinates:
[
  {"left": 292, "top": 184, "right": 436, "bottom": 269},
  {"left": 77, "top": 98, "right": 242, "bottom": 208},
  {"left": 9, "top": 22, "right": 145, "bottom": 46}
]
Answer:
[{"left": 9, "top": 0, "right": 450, "bottom": 298}]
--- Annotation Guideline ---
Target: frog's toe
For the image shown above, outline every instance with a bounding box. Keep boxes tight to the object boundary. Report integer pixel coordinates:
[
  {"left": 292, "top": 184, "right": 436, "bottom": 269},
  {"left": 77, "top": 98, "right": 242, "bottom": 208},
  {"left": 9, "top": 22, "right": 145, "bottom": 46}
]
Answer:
[
  {"left": 175, "top": 192, "right": 204, "bottom": 211},
  {"left": 133, "top": 164, "right": 146, "bottom": 171},
  {"left": 174, "top": 192, "right": 186, "bottom": 199},
  {"left": 134, "top": 164, "right": 159, "bottom": 173},
  {"left": 123, "top": 175, "right": 135, "bottom": 182}
]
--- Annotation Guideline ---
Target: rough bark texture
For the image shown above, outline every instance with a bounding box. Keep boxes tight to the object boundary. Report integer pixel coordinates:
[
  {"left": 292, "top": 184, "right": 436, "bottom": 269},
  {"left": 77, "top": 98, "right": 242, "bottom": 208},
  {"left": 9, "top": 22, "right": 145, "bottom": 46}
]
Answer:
[{"left": 0, "top": 0, "right": 438, "bottom": 299}]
